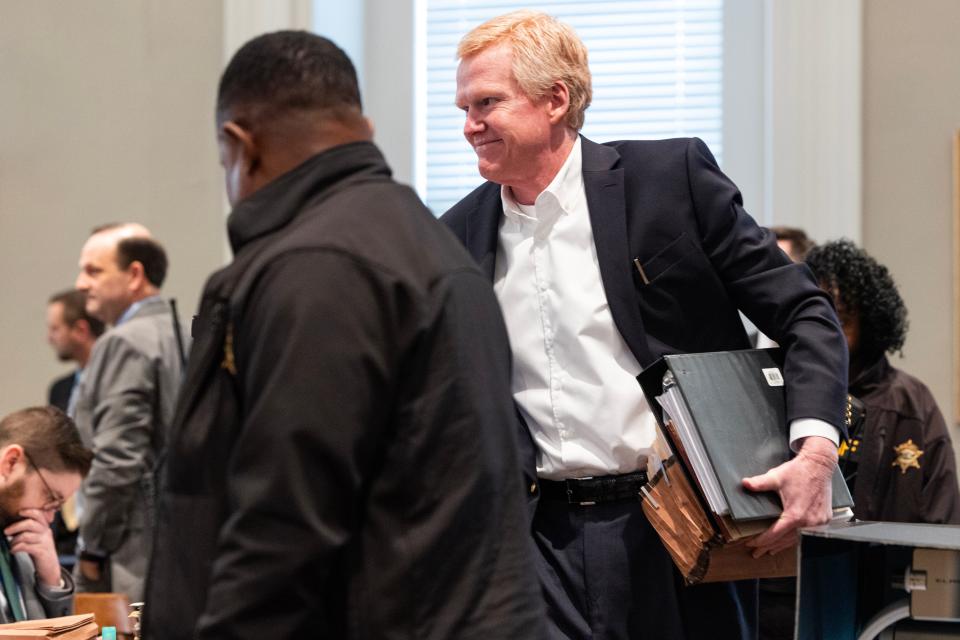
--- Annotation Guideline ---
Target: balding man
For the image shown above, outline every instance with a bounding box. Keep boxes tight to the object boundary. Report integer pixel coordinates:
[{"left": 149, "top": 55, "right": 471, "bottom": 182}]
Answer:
[
  {"left": 143, "top": 31, "right": 542, "bottom": 640},
  {"left": 72, "top": 223, "right": 185, "bottom": 601}
]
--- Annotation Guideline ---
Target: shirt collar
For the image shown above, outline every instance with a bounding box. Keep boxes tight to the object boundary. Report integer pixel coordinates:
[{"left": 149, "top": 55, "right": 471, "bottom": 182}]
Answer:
[
  {"left": 115, "top": 295, "right": 162, "bottom": 326},
  {"left": 500, "top": 137, "right": 583, "bottom": 224}
]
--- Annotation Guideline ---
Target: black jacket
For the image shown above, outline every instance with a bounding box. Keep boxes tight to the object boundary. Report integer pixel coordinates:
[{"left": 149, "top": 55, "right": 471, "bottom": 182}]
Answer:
[
  {"left": 144, "top": 142, "right": 544, "bottom": 639},
  {"left": 48, "top": 371, "right": 75, "bottom": 412},
  {"left": 848, "top": 355, "right": 960, "bottom": 524}
]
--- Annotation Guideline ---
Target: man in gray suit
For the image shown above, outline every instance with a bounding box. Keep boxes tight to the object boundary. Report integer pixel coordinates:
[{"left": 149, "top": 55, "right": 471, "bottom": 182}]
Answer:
[
  {"left": 0, "top": 406, "right": 92, "bottom": 622},
  {"left": 72, "top": 223, "right": 185, "bottom": 601}
]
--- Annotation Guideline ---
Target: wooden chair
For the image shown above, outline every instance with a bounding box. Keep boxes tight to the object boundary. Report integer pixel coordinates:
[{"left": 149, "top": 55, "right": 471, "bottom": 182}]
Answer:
[{"left": 73, "top": 592, "right": 135, "bottom": 639}]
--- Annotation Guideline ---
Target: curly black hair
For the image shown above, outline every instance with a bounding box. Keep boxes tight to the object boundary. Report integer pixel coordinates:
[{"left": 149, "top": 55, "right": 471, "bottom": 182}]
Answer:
[{"left": 805, "top": 239, "right": 908, "bottom": 359}]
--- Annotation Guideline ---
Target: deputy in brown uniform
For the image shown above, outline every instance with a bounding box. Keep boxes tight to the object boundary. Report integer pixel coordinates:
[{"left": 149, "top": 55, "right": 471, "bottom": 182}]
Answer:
[{"left": 806, "top": 240, "right": 960, "bottom": 524}]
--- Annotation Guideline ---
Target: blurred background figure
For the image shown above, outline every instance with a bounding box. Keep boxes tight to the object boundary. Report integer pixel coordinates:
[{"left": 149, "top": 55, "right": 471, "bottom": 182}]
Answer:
[
  {"left": 806, "top": 239, "right": 960, "bottom": 524},
  {"left": 770, "top": 226, "right": 816, "bottom": 263},
  {"left": 45, "top": 290, "right": 104, "bottom": 414},
  {"left": 44, "top": 289, "right": 103, "bottom": 568}
]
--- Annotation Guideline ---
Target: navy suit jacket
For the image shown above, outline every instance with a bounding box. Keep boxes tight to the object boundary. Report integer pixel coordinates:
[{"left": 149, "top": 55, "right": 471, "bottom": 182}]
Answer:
[{"left": 441, "top": 136, "right": 849, "bottom": 487}]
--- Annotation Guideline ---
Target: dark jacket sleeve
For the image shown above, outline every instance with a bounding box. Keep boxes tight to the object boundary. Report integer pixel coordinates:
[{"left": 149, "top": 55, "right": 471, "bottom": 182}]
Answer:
[
  {"left": 196, "top": 250, "right": 398, "bottom": 639},
  {"left": 919, "top": 401, "right": 960, "bottom": 524},
  {"left": 37, "top": 567, "right": 75, "bottom": 618},
  {"left": 684, "top": 138, "right": 849, "bottom": 434}
]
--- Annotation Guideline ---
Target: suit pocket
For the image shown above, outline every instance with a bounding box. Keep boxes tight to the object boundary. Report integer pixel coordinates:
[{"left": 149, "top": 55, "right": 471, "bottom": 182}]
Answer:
[{"left": 635, "top": 232, "right": 695, "bottom": 284}]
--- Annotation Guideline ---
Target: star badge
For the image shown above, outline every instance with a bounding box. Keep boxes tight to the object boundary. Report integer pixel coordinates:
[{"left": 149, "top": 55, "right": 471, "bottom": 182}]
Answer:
[{"left": 892, "top": 438, "right": 923, "bottom": 474}]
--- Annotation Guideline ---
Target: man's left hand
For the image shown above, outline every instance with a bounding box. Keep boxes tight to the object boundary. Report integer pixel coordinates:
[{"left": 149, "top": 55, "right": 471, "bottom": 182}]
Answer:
[
  {"left": 742, "top": 435, "right": 838, "bottom": 557},
  {"left": 5, "top": 509, "right": 62, "bottom": 588}
]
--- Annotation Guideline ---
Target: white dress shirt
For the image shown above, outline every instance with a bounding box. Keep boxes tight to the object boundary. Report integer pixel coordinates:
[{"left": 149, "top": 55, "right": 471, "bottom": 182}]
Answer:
[{"left": 494, "top": 138, "right": 837, "bottom": 481}]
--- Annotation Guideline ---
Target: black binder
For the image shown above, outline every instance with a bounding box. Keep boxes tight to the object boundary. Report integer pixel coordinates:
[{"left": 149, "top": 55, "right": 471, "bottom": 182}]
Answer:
[{"left": 637, "top": 348, "right": 854, "bottom": 522}]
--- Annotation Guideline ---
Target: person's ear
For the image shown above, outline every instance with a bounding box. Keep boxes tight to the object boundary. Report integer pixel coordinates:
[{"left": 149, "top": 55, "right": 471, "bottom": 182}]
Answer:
[
  {"left": 126, "top": 261, "right": 147, "bottom": 292},
  {"left": 546, "top": 80, "right": 571, "bottom": 125},
  {"left": 73, "top": 319, "right": 91, "bottom": 340},
  {"left": 0, "top": 445, "right": 24, "bottom": 483},
  {"left": 221, "top": 120, "right": 259, "bottom": 176}
]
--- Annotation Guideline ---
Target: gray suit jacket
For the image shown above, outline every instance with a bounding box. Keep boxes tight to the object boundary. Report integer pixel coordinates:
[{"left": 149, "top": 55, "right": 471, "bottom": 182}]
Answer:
[
  {"left": 73, "top": 297, "right": 186, "bottom": 600},
  {"left": 0, "top": 553, "right": 74, "bottom": 622}
]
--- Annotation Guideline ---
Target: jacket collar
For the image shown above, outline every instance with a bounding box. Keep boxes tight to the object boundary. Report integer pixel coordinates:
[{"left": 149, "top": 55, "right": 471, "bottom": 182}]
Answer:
[
  {"left": 580, "top": 137, "right": 654, "bottom": 366},
  {"left": 849, "top": 354, "right": 893, "bottom": 396},
  {"left": 463, "top": 135, "right": 653, "bottom": 366},
  {"left": 226, "top": 141, "right": 390, "bottom": 254}
]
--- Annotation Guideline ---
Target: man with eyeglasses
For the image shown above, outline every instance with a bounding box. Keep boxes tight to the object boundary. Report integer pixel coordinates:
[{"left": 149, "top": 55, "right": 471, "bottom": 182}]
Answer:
[{"left": 0, "top": 406, "right": 93, "bottom": 622}]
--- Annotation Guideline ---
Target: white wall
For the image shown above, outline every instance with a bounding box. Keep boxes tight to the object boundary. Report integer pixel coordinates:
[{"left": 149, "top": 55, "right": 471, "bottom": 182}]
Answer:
[
  {"left": 363, "top": 0, "right": 417, "bottom": 187},
  {"left": 862, "top": 0, "right": 960, "bottom": 463},
  {"left": 0, "top": 2, "right": 225, "bottom": 415},
  {"left": 764, "top": 0, "right": 862, "bottom": 244}
]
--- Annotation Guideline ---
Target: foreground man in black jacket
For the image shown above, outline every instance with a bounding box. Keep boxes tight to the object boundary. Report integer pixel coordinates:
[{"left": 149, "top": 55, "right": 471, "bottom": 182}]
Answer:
[{"left": 143, "top": 31, "right": 544, "bottom": 640}]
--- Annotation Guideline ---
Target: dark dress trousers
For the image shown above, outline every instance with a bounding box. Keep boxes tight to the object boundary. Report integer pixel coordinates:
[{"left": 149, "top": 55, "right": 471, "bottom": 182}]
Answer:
[
  {"left": 442, "top": 136, "right": 849, "bottom": 639},
  {"left": 143, "top": 142, "right": 544, "bottom": 640}
]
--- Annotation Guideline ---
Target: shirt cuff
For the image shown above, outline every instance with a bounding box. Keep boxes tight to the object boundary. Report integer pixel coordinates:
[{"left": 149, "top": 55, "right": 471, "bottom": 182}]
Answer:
[{"left": 789, "top": 418, "right": 840, "bottom": 452}]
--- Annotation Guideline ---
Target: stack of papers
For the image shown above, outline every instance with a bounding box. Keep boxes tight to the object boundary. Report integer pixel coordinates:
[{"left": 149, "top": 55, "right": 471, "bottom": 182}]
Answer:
[{"left": 0, "top": 615, "right": 99, "bottom": 639}]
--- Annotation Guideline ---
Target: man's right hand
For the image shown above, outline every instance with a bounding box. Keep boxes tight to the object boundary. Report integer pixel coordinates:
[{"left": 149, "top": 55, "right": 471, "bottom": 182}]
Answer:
[{"left": 5, "top": 508, "right": 62, "bottom": 588}]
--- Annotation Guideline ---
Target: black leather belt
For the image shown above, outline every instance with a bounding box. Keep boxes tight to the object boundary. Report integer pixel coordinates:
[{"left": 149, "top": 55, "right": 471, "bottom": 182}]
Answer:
[{"left": 538, "top": 471, "right": 648, "bottom": 506}]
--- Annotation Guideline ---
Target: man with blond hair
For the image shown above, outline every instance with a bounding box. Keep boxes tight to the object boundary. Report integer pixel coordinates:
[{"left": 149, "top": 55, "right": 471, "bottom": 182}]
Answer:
[
  {"left": 443, "top": 11, "right": 849, "bottom": 639},
  {"left": 72, "top": 223, "right": 185, "bottom": 601}
]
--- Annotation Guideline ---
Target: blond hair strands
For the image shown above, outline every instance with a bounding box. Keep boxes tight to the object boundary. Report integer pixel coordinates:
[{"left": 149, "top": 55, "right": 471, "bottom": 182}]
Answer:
[{"left": 458, "top": 10, "right": 592, "bottom": 130}]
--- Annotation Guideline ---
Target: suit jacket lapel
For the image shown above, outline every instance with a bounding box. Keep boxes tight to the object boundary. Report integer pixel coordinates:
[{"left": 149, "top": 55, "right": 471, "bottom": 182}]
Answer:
[
  {"left": 581, "top": 138, "right": 654, "bottom": 367},
  {"left": 464, "top": 185, "right": 501, "bottom": 280}
]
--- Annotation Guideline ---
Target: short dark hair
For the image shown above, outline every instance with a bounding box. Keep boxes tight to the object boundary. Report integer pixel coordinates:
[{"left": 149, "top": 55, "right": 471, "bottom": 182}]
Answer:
[
  {"left": 217, "top": 31, "right": 362, "bottom": 124},
  {"left": 770, "top": 226, "right": 816, "bottom": 261},
  {"left": 115, "top": 236, "right": 168, "bottom": 288},
  {"left": 0, "top": 406, "right": 93, "bottom": 476},
  {"left": 805, "top": 239, "right": 908, "bottom": 360},
  {"left": 48, "top": 289, "right": 105, "bottom": 337}
]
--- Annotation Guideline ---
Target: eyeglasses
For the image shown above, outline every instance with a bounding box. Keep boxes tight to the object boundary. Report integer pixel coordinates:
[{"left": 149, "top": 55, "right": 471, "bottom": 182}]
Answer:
[{"left": 23, "top": 451, "right": 65, "bottom": 513}]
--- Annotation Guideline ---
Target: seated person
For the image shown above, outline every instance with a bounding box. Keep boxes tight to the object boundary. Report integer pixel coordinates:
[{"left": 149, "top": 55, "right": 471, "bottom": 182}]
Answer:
[
  {"left": 0, "top": 406, "right": 92, "bottom": 622},
  {"left": 806, "top": 240, "right": 960, "bottom": 523}
]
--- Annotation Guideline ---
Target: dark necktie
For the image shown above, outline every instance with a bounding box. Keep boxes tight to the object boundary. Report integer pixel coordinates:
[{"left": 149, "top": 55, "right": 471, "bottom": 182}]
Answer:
[{"left": 0, "top": 536, "right": 25, "bottom": 621}]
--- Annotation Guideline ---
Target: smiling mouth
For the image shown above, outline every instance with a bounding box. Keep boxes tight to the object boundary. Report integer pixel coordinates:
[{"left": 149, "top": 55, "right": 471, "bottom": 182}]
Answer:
[{"left": 473, "top": 138, "right": 501, "bottom": 149}]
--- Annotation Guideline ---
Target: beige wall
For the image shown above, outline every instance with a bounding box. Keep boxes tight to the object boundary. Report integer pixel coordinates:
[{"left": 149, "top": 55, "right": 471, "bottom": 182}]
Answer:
[
  {"left": 0, "top": 2, "right": 225, "bottom": 416},
  {"left": 862, "top": 0, "right": 960, "bottom": 467}
]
